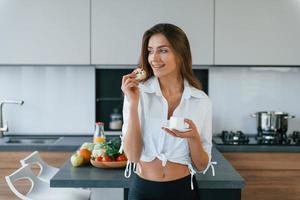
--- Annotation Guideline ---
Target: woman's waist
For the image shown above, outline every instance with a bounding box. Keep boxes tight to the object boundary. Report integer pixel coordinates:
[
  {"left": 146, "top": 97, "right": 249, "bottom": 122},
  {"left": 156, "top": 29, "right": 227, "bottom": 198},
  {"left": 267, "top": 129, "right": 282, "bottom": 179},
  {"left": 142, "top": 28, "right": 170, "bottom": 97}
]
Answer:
[
  {"left": 137, "top": 158, "right": 190, "bottom": 182},
  {"left": 140, "top": 150, "right": 191, "bottom": 164}
]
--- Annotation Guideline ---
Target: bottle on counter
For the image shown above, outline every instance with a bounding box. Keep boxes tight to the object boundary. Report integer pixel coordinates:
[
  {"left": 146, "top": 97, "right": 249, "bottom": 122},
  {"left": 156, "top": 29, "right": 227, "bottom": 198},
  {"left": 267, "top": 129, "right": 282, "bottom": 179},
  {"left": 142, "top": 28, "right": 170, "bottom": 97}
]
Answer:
[
  {"left": 93, "top": 122, "right": 106, "bottom": 144},
  {"left": 109, "top": 108, "right": 123, "bottom": 130}
]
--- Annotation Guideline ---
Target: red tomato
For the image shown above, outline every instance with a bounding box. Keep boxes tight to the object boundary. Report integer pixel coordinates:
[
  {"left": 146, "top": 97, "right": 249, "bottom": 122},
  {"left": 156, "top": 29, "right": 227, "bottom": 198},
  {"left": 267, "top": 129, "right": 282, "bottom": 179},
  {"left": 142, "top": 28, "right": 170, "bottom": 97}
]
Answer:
[
  {"left": 96, "top": 156, "right": 103, "bottom": 161},
  {"left": 116, "top": 154, "right": 127, "bottom": 161},
  {"left": 102, "top": 156, "right": 113, "bottom": 162}
]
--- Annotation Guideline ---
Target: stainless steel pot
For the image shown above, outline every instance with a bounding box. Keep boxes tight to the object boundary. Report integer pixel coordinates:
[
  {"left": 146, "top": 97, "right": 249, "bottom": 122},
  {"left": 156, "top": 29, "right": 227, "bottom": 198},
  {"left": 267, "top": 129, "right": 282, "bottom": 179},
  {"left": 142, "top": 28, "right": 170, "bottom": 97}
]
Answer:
[{"left": 251, "top": 111, "right": 295, "bottom": 134}]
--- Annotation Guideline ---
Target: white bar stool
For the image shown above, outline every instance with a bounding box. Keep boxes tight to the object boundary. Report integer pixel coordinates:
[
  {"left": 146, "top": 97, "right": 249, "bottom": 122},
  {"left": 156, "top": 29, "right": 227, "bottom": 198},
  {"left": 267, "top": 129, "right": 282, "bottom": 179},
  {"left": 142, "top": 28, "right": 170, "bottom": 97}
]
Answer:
[
  {"left": 20, "top": 151, "right": 59, "bottom": 183},
  {"left": 6, "top": 164, "right": 90, "bottom": 200}
]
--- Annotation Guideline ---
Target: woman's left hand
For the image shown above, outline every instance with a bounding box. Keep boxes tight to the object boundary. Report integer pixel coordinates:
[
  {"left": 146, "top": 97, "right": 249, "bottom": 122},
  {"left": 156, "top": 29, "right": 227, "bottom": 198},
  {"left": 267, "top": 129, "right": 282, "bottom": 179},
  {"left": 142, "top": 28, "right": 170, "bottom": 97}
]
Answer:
[{"left": 162, "top": 119, "right": 200, "bottom": 140}]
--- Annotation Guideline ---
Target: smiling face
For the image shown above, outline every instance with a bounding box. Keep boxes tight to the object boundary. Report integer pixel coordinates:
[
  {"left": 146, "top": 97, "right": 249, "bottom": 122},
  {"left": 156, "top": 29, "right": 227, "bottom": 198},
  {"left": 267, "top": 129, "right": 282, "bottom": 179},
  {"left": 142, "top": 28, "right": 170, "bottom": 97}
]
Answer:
[{"left": 147, "top": 33, "right": 180, "bottom": 79}]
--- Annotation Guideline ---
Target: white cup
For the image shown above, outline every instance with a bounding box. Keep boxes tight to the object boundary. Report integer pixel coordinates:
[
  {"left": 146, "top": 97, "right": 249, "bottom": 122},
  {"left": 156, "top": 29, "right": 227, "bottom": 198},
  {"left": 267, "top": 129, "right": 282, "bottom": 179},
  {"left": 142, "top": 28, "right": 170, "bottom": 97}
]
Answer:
[{"left": 168, "top": 116, "right": 189, "bottom": 130}]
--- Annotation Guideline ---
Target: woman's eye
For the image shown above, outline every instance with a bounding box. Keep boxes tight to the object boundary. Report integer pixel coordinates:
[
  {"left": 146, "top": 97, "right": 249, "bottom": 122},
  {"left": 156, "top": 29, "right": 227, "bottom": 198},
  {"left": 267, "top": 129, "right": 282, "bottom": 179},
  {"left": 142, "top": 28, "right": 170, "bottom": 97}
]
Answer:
[
  {"left": 148, "top": 50, "right": 153, "bottom": 54},
  {"left": 160, "top": 49, "right": 168, "bottom": 53}
]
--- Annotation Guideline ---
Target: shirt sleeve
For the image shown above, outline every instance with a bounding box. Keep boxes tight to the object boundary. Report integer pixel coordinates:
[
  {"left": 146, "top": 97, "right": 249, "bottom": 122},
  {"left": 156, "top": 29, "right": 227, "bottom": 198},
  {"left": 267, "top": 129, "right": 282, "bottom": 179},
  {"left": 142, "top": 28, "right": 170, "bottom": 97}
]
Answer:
[
  {"left": 119, "top": 95, "right": 142, "bottom": 156},
  {"left": 198, "top": 98, "right": 213, "bottom": 170},
  {"left": 121, "top": 95, "right": 129, "bottom": 137},
  {"left": 121, "top": 95, "right": 142, "bottom": 137}
]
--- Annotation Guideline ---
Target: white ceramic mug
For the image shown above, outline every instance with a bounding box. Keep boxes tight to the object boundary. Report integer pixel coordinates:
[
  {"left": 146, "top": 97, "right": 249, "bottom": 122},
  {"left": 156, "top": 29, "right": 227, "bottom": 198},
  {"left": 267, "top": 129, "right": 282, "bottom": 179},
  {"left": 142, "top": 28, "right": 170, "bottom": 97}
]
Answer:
[{"left": 168, "top": 116, "right": 189, "bottom": 130}]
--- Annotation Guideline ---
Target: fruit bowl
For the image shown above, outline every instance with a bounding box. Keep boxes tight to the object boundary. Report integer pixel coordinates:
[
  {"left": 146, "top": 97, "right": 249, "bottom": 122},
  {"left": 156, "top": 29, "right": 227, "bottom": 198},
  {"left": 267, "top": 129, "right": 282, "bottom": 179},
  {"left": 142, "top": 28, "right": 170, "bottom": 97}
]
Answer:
[{"left": 90, "top": 159, "right": 127, "bottom": 168}]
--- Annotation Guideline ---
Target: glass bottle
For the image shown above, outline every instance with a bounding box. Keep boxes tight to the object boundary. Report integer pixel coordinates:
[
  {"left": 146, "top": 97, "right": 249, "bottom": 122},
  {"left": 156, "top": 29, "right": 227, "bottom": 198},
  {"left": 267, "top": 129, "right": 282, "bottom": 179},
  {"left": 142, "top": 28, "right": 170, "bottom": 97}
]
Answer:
[
  {"left": 109, "top": 108, "right": 123, "bottom": 130},
  {"left": 93, "top": 122, "right": 106, "bottom": 143}
]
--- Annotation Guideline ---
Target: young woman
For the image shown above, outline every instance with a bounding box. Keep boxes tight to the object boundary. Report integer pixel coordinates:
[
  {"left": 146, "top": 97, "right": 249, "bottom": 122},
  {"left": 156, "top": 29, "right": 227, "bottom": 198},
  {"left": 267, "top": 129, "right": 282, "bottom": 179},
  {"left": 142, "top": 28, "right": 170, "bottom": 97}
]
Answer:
[{"left": 120, "top": 23, "right": 213, "bottom": 200}]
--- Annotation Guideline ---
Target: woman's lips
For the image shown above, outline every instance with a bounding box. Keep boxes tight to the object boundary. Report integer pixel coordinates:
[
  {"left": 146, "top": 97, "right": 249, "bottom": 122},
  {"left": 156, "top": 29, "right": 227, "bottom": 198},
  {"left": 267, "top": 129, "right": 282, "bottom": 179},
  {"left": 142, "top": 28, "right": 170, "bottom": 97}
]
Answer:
[{"left": 152, "top": 64, "right": 165, "bottom": 69}]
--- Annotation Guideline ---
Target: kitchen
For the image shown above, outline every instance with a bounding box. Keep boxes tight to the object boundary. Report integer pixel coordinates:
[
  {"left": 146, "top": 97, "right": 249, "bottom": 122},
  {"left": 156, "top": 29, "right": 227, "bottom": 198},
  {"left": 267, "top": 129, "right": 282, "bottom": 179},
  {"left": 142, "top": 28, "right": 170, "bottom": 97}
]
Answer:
[{"left": 0, "top": 0, "right": 300, "bottom": 200}]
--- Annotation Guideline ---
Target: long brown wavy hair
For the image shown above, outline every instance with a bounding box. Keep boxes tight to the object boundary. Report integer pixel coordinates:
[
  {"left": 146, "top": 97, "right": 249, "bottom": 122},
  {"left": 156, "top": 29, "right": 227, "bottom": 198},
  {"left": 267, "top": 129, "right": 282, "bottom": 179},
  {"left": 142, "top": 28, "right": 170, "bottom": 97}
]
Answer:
[{"left": 138, "top": 23, "right": 202, "bottom": 90}]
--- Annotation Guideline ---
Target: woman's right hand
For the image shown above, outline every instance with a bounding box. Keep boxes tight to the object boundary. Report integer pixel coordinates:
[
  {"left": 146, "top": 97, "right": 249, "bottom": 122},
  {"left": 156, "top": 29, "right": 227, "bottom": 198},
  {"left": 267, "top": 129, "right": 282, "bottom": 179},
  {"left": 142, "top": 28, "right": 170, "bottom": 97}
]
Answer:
[{"left": 121, "top": 72, "right": 140, "bottom": 107}]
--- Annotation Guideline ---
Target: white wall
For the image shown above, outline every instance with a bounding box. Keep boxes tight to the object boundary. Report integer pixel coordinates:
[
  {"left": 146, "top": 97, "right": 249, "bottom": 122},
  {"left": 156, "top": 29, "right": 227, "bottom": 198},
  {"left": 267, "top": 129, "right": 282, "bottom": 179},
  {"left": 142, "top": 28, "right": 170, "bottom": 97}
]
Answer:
[
  {"left": 209, "top": 67, "right": 300, "bottom": 135},
  {"left": 0, "top": 67, "right": 95, "bottom": 134}
]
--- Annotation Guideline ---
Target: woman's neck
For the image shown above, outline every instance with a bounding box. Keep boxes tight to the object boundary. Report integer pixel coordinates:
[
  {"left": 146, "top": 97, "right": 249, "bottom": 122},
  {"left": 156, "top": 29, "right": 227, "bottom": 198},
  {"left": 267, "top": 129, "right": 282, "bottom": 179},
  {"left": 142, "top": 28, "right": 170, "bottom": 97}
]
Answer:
[{"left": 158, "top": 74, "right": 183, "bottom": 96}]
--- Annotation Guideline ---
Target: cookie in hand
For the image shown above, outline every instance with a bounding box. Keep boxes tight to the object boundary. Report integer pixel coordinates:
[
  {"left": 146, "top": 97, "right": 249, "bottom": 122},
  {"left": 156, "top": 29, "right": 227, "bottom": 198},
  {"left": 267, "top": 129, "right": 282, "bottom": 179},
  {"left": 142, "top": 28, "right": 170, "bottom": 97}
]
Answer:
[{"left": 133, "top": 68, "right": 147, "bottom": 81}]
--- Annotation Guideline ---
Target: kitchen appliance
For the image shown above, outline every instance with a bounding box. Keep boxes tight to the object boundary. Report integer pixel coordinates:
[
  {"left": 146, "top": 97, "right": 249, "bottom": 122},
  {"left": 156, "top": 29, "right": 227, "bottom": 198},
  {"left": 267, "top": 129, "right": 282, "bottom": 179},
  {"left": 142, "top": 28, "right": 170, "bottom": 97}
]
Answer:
[
  {"left": 220, "top": 131, "right": 249, "bottom": 144},
  {"left": 213, "top": 130, "right": 300, "bottom": 146},
  {"left": 292, "top": 131, "right": 300, "bottom": 145},
  {"left": 251, "top": 111, "right": 295, "bottom": 135}
]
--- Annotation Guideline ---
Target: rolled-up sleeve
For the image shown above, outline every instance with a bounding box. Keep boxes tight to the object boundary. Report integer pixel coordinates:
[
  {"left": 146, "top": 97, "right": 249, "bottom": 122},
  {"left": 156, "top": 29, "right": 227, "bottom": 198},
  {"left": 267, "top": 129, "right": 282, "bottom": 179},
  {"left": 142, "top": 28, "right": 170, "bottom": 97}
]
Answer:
[
  {"left": 121, "top": 96, "right": 142, "bottom": 137},
  {"left": 119, "top": 95, "right": 142, "bottom": 155},
  {"left": 121, "top": 96, "right": 129, "bottom": 137},
  {"left": 199, "top": 99, "right": 213, "bottom": 168}
]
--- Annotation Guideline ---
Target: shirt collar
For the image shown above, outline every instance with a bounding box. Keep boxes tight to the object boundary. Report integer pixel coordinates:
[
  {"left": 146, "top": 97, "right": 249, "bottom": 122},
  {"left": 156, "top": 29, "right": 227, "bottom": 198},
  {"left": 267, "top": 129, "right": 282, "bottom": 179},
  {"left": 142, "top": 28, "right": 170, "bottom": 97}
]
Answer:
[{"left": 140, "top": 76, "right": 206, "bottom": 99}]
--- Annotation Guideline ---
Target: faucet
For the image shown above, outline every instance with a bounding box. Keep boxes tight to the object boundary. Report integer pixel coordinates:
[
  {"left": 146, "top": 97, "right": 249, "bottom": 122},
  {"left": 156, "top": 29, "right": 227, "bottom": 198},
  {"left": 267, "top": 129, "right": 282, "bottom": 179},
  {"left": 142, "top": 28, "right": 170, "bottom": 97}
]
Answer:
[{"left": 0, "top": 100, "right": 24, "bottom": 138}]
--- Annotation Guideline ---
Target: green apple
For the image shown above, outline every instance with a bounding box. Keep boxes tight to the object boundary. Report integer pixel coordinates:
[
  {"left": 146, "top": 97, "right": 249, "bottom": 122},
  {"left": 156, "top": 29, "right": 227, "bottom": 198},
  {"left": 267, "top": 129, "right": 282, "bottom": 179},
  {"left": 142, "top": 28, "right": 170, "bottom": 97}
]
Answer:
[{"left": 71, "top": 154, "right": 84, "bottom": 167}]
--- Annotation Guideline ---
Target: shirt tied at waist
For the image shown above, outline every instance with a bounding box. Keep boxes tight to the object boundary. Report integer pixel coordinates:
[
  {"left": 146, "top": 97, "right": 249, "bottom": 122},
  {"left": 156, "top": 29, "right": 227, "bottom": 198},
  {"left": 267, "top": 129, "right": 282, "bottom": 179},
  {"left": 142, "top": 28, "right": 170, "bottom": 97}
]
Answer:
[
  {"left": 203, "top": 161, "right": 217, "bottom": 176},
  {"left": 157, "top": 153, "right": 168, "bottom": 167},
  {"left": 188, "top": 160, "right": 217, "bottom": 190},
  {"left": 124, "top": 161, "right": 137, "bottom": 178}
]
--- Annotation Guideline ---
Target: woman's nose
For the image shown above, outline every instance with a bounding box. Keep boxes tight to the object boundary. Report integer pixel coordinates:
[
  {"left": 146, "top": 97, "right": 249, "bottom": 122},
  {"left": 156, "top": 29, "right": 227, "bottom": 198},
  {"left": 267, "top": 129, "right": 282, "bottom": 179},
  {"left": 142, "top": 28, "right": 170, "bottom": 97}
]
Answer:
[{"left": 151, "top": 51, "right": 160, "bottom": 62}]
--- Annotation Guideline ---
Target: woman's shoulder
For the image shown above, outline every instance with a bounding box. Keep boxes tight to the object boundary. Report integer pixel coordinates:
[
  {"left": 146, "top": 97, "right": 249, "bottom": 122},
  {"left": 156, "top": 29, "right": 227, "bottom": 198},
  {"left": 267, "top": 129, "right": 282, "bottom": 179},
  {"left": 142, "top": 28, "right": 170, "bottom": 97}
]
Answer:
[
  {"left": 189, "top": 87, "right": 211, "bottom": 102},
  {"left": 188, "top": 87, "right": 212, "bottom": 113}
]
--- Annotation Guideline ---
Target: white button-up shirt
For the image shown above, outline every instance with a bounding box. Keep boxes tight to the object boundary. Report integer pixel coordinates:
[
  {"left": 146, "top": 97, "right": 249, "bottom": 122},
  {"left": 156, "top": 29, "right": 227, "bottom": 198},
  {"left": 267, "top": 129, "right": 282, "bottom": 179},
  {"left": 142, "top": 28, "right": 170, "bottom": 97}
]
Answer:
[{"left": 122, "top": 76, "right": 212, "bottom": 173}]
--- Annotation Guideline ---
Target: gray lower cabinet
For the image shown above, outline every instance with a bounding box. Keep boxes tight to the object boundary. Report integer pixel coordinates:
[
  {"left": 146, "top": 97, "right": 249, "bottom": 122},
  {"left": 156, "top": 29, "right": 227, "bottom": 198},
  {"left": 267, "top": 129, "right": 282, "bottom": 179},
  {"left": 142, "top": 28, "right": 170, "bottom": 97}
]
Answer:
[
  {"left": 0, "top": 0, "right": 90, "bottom": 65},
  {"left": 91, "top": 189, "right": 123, "bottom": 200},
  {"left": 215, "top": 0, "right": 300, "bottom": 65}
]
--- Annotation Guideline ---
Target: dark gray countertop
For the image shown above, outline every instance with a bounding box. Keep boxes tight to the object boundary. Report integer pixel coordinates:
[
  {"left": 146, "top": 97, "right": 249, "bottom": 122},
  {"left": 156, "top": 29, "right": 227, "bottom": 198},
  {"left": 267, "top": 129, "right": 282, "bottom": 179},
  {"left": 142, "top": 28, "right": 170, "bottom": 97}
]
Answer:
[
  {"left": 50, "top": 147, "right": 245, "bottom": 189},
  {"left": 0, "top": 135, "right": 93, "bottom": 151},
  {"left": 2, "top": 134, "right": 299, "bottom": 152},
  {"left": 213, "top": 136, "right": 300, "bottom": 152}
]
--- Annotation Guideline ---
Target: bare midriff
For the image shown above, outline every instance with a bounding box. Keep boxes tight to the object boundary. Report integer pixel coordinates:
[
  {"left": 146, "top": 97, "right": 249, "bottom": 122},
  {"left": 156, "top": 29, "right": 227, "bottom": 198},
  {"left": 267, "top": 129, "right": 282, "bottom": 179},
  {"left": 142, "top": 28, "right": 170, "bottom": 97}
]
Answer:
[{"left": 137, "top": 158, "right": 190, "bottom": 181}]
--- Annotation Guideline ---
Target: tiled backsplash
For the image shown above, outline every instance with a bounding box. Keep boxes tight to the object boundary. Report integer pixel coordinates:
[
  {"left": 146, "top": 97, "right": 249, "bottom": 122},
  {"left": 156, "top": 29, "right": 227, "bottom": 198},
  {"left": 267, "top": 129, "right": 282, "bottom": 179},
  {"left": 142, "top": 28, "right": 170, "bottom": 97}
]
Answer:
[{"left": 209, "top": 67, "right": 300, "bottom": 135}]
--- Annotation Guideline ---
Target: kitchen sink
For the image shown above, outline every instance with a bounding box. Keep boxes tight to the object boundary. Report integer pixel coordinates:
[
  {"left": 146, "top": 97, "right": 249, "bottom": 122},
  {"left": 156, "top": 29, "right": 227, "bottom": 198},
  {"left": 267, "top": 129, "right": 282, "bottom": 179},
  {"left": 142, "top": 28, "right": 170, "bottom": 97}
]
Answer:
[{"left": 5, "top": 137, "right": 61, "bottom": 144}]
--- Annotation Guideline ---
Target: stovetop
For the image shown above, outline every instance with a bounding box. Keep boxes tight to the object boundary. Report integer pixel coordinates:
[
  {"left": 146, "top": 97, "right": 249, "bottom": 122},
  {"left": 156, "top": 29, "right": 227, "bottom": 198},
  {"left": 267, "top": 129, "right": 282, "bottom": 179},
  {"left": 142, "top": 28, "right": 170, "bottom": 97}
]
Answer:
[{"left": 213, "top": 131, "right": 300, "bottom": 146}]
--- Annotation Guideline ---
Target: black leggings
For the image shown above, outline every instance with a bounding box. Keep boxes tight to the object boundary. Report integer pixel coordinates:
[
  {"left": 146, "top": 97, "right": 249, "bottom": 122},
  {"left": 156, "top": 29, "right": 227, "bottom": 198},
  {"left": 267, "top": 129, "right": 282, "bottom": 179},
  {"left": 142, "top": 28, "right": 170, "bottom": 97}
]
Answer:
[{"left": 128, "top": 174, "right": 200, "bottom": 200}]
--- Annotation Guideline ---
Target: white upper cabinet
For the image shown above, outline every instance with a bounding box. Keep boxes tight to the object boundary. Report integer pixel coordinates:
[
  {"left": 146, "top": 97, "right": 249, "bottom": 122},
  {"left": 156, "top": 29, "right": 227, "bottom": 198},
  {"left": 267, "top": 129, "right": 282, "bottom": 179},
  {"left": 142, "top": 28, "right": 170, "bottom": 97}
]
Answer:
[
  {"left": 0, "top": 0, "right": 90, "bottom": 65},
  {"left": 91, "top": 0, "right": 214, "bottom": 65},
  {"left": 215, "top": 0, "right": 300, "bottom": 65}
]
